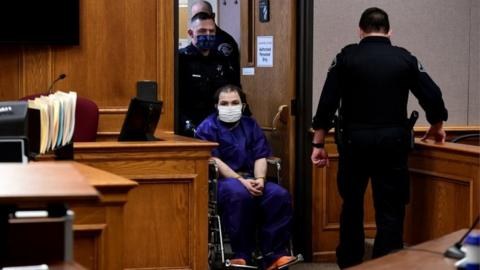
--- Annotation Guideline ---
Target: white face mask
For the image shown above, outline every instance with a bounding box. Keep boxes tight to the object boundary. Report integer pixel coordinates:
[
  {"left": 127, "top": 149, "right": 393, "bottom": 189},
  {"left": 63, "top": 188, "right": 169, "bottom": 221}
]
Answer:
[{"left": 218, "top": 105, "right": 243, "bottom": 123}]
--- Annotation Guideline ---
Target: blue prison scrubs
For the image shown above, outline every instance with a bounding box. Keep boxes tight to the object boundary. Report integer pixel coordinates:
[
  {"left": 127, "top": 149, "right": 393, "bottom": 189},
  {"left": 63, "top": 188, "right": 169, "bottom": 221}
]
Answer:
[{"left": 196, "top": 114, "right": 293, "bottom": 265}]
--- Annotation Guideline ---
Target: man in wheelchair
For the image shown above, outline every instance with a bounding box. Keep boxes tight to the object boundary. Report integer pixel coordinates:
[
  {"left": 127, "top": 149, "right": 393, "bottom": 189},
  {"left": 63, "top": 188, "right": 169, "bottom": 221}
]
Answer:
[{"left": 195, "top": 84, "right": 301, "bottom": 269}]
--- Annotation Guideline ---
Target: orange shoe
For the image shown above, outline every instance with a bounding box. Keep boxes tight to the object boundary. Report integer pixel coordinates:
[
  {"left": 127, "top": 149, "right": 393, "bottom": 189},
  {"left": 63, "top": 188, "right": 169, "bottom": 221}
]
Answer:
[
  {"left": 266, "top": 256, "right": 297, "bottom": 270},
  {"left": 229, "top": 258, "right": 246, "bottom": 265}
]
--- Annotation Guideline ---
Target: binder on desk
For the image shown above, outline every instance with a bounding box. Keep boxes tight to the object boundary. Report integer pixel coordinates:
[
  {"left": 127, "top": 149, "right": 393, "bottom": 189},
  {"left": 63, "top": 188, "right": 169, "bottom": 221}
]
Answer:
[{"left": 26, "top": 91, "right": 77, "bottom": 158}]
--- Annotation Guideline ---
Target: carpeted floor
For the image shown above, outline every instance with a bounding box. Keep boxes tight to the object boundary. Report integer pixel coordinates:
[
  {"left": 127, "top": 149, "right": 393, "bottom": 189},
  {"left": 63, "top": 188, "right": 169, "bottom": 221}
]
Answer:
[
  {"left": 289, "top": 238, "right": 375, "bottom": 270},
  {"left": 290, "top": 262, "right": 340, "bottom": 270}
]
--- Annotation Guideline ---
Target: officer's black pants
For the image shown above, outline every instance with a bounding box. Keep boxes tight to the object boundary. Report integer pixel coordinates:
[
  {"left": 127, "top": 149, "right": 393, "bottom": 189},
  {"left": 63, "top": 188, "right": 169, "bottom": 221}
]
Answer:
[{"left": 335, "top": 127, "right": 410, "bottom": 269}]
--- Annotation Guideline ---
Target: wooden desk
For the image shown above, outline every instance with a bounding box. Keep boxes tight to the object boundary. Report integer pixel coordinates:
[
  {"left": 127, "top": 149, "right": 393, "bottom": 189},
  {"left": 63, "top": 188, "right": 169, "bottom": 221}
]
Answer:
[
  {"left": 348, "top": 229, "right": 473, "bottom": 269},
  {"left": 311, "top": 134, "right": 480, "bottom": 262},
  {"left": 0, "top": 162, "right": 99, "bottom": 205},
  {"left": 0, "top": 162, "right": 100, "bottom": 268},
  {"left": 67, "top": 162, "right": 137, "bottom": 270},
  {"left": 406, "top": 139, "right": 480, "bottom": 244},
  {"left": 0, "top": 162, "right": 137, "bottom": 270},
  {"left": 49, "top": 262, "right": 88, "bottom": 270},
  {"left": 74, "top": 132, "right": 217, "bottom": 270}
]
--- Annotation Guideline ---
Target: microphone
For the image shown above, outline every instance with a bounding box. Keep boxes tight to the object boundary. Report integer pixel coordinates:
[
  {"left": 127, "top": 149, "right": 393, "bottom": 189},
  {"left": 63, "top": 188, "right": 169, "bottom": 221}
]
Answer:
[
  {"left": 444, "top": 215, "right": 480, "bottom": 259},
  {"left": 48, "top": 73, "right": 66, "bottom": 94}
]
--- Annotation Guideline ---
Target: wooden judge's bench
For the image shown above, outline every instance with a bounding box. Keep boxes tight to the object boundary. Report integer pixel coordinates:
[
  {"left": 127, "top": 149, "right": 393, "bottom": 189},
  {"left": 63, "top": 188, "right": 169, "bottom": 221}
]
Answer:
[{"left": 72, "top": 132, "right": 217, "bottom": 270}]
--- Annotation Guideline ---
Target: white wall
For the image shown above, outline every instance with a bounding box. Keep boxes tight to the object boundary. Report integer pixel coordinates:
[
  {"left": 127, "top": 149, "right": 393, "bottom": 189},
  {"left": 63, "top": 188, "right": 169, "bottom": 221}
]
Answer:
[
  {"left": 469, "top": 0, "right": 480, "bottom": 124},
  {"left": 313, "top": 0, "right": 479, "bottom": 126},
  {"left": 218, "top": 0, "right": 241, "bottom": 47},
  {"left": 187, "top": 0, "right": 218, "bottom": 22}
]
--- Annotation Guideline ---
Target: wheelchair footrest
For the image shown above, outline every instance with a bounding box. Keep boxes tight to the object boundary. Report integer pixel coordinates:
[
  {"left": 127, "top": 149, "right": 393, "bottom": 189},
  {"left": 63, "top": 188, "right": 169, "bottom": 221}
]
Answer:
[
  {"left": 277, "top": 254, "right": 304, "bottom": 270},
  {"left": 225, "top": 259, "right": 259, "bottom": 269}
]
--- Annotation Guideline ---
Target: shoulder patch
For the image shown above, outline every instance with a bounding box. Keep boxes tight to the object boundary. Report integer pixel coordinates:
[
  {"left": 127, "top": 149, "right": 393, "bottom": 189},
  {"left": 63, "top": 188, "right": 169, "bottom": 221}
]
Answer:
[
  {"left": 217, "top": 43, "right": 233, "bottom": 57},
  {"left": 328, "top": 56, "right": 337, "bottom": 72},
  {"left": 417, "top": 60, "right": 426, "bottom": 72},
  {"left": 396, "top": 47, "right": 411, "bottom": 54},
  {"left": 179, "top": 48, "right": 192, "bottom": 55},
  {"left": 343, "top": 44, "right": 358, "bottom": 50},
  {"left": 341, "top": 43, "right": 358, "bottom": 53},
  {"left": 179, "top": 45, "right": 198, "bottom": 56}
]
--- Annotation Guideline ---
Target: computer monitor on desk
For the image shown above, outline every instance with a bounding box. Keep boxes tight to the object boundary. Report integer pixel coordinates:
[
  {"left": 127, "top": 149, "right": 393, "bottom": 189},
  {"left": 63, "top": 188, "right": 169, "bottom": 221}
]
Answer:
[
  {"left": 118, "top": 97, "right": 163, "bottom": 141},
  {"left": 0, "top": 101, "right": 29, "bottom": 163}
]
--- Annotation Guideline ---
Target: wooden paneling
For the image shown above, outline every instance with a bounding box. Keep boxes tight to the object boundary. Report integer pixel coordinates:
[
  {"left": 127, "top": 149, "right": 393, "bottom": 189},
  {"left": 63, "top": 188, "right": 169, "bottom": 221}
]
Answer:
[
  {"left": 240, "top": 0, "right": 297, "bottom": 200},
  {"left": 311, "top": 134, "right": 376, "bottom": 262},
  {"left": 123, "top": 180, "right": 190, "bottom": 267},
  {"left": 74, "top": 133, "right": 216, "bottom": 270},
  {"left": 405, "top": 139, "right": 480, "bottom": 244},
  {"left": 0, "top": 0, "right": 175, "bottom": 131},
  {"left": 0, "top": 47, "right": 21, "bottom": 101},
  {"left": 73, "top": 225, "right": 105, "bottom": 270},
  {"left": 0, "top": 162, "right": 134, "bottom": 270},
  {"left": 311, "top": 130, "right": 480, "bottom": 262},
  {"left": 69, "top": 162, "right": 137, "bottom": 270}
]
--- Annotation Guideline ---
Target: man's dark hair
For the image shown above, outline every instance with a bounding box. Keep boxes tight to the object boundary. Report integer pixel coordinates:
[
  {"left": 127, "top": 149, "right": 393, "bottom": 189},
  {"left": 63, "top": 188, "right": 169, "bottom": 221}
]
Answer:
[
  {"left": 359, "top": 7, "right": 390, "bottom": 34},
  {"left": 190, "top": 11, "right": 214, "bottom": 24},
  {"left": 214, "top": 84, "right": 245, "bottom": 104}
]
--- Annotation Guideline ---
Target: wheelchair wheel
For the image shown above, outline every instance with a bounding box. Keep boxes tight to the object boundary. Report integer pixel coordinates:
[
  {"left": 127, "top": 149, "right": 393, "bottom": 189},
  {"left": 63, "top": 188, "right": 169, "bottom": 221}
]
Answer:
[
  {"left": 208, "top": 243, "right": 223, "bottom": 270},
  {"left": 209, "top": 213, "right": 226, "bottom": 269}
]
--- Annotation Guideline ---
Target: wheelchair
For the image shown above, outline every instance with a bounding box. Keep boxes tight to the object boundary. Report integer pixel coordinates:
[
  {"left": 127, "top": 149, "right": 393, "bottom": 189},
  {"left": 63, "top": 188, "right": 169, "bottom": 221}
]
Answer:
[{"left": 207, "top": 157, "right": 303, "bottom": 270}]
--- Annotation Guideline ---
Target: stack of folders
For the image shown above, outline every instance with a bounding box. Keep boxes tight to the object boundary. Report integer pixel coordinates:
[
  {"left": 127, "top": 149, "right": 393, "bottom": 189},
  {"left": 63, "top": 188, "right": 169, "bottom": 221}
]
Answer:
[{"left": 27, "top": 91, "right": 77, "bottom": 154}]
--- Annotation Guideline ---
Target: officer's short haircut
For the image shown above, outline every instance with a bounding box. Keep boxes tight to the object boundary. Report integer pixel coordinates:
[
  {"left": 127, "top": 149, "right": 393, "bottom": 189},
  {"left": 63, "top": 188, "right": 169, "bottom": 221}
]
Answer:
[
  {"left": 214, "top": 84, "right": 245, "bottom": 104},
  {"left": 190, "top": 11, "right": 214, "bottom": 26},
  {"left": 193, "top": 0, "right": 213, "bottom": 15},
  {"left": 359, "top": 7, "right": 390, "bottom": 34}
]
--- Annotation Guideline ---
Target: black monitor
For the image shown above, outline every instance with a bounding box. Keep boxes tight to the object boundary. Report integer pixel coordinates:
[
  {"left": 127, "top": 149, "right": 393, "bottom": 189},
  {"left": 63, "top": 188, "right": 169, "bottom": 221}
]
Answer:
[
  {"left": 118, "top": 97, "right": 163, "bottom": 141},
  {"left": 0, "top": 101, "right": 28, "bottom": 137},
  {"left": 0, "top": 101, "right": 29, "bottom": 162},
  {"left": 0, "top": 0, "right": 79, "bottom": 45}
]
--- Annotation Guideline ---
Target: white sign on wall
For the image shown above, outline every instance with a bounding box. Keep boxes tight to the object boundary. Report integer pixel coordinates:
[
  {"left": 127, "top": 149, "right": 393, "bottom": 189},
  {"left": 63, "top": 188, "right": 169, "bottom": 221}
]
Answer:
[{"left": 256, "top": 36, "right": 273, "bottom": 67}]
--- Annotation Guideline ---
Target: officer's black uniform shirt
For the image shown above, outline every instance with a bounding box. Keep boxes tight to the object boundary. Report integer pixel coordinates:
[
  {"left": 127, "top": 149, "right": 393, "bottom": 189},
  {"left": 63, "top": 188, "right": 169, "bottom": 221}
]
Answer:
[
  {"left": 215, "top": 26, "right": 240, "bottom": 76},
  {"left": 178, "top": 43, "right": 240, "bottom": 131},
  {"left": 312, "top": 36, "right": 448, "bottom": 131}
]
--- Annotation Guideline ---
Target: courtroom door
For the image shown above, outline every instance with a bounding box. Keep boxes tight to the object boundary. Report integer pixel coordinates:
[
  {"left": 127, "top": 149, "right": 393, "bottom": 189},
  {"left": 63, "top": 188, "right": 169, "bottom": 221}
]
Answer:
[
  {"left": 176, "top": 0, "right": 308, "bottom": 256},
  {"left": 239, "top": 0, "right": 297, "bottom": 196}
]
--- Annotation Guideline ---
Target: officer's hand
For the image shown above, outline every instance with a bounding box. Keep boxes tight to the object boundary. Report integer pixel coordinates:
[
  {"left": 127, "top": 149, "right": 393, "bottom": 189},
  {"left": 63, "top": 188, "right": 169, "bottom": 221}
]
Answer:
[
  {"left": 421, "top": 122, "right": 446, "bottom": 143},
  {"left": 311, "top": 147, "right": 329, "bottom": 168}
]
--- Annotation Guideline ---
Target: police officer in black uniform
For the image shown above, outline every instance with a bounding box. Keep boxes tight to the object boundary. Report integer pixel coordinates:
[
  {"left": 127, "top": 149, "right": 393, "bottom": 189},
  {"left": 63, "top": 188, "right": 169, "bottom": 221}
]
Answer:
[
  {"left": 191, "top": 0, "right": 240, "bottom": 76},
  {"left": 178, "top": 12, "right": 239, "bottom": 136},
  {"left": 310, "top": 7, "right": 448, "bottom": 269}
]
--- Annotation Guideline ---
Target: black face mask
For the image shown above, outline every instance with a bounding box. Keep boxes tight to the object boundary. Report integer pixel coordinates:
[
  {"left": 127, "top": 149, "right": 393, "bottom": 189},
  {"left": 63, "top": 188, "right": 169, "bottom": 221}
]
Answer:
[{"left": 196, "top": 34, "right": 216, "bottom": 50}]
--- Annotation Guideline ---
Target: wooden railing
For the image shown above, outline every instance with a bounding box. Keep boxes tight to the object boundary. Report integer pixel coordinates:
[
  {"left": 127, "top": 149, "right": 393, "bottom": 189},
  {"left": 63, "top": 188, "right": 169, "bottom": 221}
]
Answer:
[{"left": 311, "top": 127, "right": 480, "bottom": 262}]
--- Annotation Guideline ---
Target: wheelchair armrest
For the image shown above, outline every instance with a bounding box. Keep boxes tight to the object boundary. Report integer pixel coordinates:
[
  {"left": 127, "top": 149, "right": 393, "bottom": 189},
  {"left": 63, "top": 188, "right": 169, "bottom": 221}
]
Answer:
[
  {"left": 261, "top": 105, "right": 288, "bottom": 132},
  {"left": 266, "top": 156, "right": 282, "bottom": 185},
  {"left": 209, "top": 159, "right": 219, "bottom": 180},
  {"left": 209, "top": 157, "right": 283, "bottom": 185},
  {"left": 266, "top": 156, "right": 281, "bottom": 166},
  {"left": 208, "top": 159, "right": 220, "bottom": 214}
]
